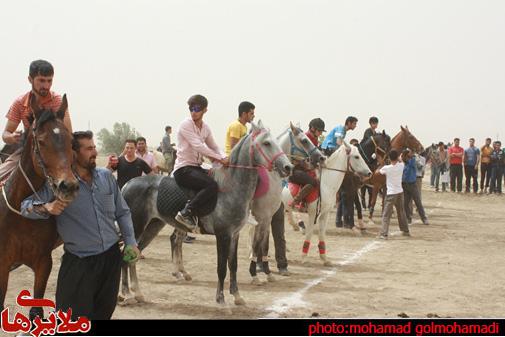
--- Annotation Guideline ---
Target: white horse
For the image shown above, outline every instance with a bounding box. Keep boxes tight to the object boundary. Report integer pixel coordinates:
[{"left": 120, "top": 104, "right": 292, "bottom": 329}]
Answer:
[
  {"left": 247, "top": 123, "right": 325, "bottom": 284},
  {"left": 282, "top": 143, "right": 371, "bottom": 266}
]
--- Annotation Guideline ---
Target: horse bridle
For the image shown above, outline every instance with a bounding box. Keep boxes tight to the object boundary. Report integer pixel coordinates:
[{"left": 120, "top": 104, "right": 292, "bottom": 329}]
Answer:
[
  {"left": 288, "top": 130, "right": 319, "bottom": 161},
  {"left": 249, "top": 129, "right": 286, "bottom": 172},
  {"left": 1, "top": 121, "right": 58, "bottom": 215}
]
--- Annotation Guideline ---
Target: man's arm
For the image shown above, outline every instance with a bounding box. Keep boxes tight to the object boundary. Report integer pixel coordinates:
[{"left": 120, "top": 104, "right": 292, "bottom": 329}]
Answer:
[
  {"left": 141, "top": 159, "right": 154, "bottom": 175},
  {"left": 20, "top": 183, "right": 57, "bottom": 220},
  {"left": 2, "top": 120, "right": 22, "bottom": 144},
  {"left": 109, "top": 173, "right": 137, "bottom": 247}
]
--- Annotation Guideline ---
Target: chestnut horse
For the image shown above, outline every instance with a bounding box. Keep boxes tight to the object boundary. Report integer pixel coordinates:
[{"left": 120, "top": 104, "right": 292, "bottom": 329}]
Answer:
[
  {"left": 0, "top": 95, "right": 78, "bottom": 319},
  {"left": 366, "top": 126, "right": 424, "bottom": 220}
]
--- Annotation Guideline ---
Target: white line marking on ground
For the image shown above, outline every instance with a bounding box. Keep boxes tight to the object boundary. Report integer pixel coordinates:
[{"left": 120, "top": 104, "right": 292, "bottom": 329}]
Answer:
[{"left": 264, "top": 240, "right": 383, "bottom": 318}]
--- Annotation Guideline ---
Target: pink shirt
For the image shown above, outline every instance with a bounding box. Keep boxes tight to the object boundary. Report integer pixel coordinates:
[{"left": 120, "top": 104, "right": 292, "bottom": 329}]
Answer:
[
  {"left": 136, "top": 151, "right": 157, "bottom": 170},
  {"left": 173, "top": 117, "right": 225, "bottom": 172}
]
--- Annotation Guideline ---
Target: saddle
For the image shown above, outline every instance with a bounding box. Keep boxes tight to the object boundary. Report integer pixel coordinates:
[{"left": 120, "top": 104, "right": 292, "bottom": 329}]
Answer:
[
  {"left": 288, "top": 170, "right": 319, "bottom": 210},
  {"left": 156, "top": 176, "right": 216, "bottom": 218}
]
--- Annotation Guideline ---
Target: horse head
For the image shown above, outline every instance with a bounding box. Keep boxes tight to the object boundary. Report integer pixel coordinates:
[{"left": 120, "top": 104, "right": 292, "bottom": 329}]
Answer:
[
  {"left": 288, "top": 122, "right": 325, "bottom": 168},
  {"left": 26, "top": 94, "right": 79, "bottom": 202},
  {"left": 248, "top": 120, "right": 293, "bottom": 177},
  {"left": 392, "top": 126, "right": 424, "bottom": 153},
  {"left": 344, "top": 141, "right": 372, "bottom": 178}
]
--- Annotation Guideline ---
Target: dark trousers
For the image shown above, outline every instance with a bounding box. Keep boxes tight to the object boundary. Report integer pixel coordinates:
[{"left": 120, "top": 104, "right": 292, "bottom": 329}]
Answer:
[
  {"left": 56, "top": 243, "right": 122, "bottom": 320},
  {"left": 336, "top": 191, "right": 362, "bottom": 227},
  {"left": 489, "top": 166, "right": 503, "bottom": 194},
  {"left": 402, "top": 182, "right": 427, "bottom": 223},
  {"left": 450, "top": 164, "right": 463, "bottom": 192},
  {"left": 266, "top": 203, "right": 288, "bottom": 269},
  {"left": 173, "top": 166, "right": 218, "bottom": 215},
  {"left": 464, "top": 165, "right": 478, "bottom": 192},
  {"left": 480, "top": 163, "right": 491, "bottom": 189}
]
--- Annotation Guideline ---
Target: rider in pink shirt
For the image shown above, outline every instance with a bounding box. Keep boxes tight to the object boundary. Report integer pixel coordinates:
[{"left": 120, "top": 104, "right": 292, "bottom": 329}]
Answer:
[{"left": 173, "top": 95, "right": 228, "bottom": 232}]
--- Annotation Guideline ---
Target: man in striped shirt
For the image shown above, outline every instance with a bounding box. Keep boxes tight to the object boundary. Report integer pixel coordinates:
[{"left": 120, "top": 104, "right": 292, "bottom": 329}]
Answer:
[{"left": 0, "top": 60, "right": 72, "bottom": 179}]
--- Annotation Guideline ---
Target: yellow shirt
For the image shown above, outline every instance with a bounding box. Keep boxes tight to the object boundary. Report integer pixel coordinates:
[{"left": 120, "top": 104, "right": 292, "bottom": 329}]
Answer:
[
  {"left": 481, "top": 145, "right": 493, "bottom": 164},
  {"left": 225, "top": 119, "right": 247, "bottom": 156}
]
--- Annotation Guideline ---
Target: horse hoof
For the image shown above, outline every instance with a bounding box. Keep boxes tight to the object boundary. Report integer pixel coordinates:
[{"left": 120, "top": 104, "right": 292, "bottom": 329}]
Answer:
[
  {"left": 135, "top": 294, "right": 146, "bottom": 303},
  {"left": 118, "top": 296, "right": 137, "bottom": 306},
  {"left": 183, "top": 273, "right": 193, "bottom": 281},
  {"left": 323, "top": 260, "right": 334, "bottom": 267},
  {"left": 251, "top": 277, "right": 265, "bottom": 286},
  {"left": 267, "top": 274, "right": 276, "bottom": 282},
  {"left": 234, "top": 295, "right": 246, "bottom": 306}
]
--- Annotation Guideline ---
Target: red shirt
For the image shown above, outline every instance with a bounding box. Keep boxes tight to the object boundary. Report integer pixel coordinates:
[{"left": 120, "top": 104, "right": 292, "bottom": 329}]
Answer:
[
  {"left": 448, "top": 145, "right": 464, "bottom": 165},
  {"left": 305, "top": 131, "right": 319, "bottom": 146},
  {"left": 6, "top": 91, "right": 68, "bottom": 129}
]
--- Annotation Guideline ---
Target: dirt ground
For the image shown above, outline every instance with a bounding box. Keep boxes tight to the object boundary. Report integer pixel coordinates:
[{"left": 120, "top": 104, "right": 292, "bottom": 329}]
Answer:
[{"left": 4, "top": 179, "right": 505, "bottom": 320}]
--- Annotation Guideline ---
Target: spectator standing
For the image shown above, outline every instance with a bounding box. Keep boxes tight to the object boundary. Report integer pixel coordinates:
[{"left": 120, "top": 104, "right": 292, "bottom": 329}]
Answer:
[
  {"left": 161, "top": 126, "right": 176, "bottom": 174},
  {"left": 463, "top": 138, "right": 480, "bottom": 193},
  {"left": 448, "top": 138, "right": 464, "bottom": 192},
  {"left": 136, "top": 136, "right": 158, "bottom": 174},
  {"left": 378, "top": 149, "right": 410, "bottom": 239},
  {"left": 489, "top": 141, "right": 504, "bottom": 194},
  {"left": 108, "top": 139, "right": 152, "bottom": 189},
  {"left": 402, "top": 149, "right": 429, "bottom": 225},
  {"left": 480, "top": 138, "right": 493, "bottom": 194}
]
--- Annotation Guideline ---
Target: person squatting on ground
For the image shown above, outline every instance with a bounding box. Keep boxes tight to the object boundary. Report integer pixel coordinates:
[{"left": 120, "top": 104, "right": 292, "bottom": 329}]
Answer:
[
  {"left": 448, "top": 138, "right": 464, "bottom": 192},
  {"left": 402, "top": 149, "right": 429, "bottom": 225},
  {"left": 463, "top": 138, "right": 480, "bottom": 193},
  {"left": 378, "top": 149, "right": 410, "bottom": 239},
  {"left": 21, "top": 131, "right": 140, "bottom": 320},
  {"left": 0, "top": 59, "right": 72, "bottom": 180},
  {"left": 173, "top": 94, "right": 228, "bottom": 232}
]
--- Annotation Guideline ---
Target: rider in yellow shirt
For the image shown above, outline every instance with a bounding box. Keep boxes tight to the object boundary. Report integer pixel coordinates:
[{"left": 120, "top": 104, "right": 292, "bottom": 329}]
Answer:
[{"left": 224, "top": 101, "right": 255, "bottom": 156}]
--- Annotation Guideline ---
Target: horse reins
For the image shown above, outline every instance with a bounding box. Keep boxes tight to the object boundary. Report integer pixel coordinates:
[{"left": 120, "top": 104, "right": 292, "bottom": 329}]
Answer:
[{"left": 1, "top": 121, "right": 58, "bottom": 215}]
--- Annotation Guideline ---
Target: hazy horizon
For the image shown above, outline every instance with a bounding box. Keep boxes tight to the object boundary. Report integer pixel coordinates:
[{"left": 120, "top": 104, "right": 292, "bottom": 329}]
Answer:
[{"left": 1, "top": 0, "right": 504, "bottom": 152}]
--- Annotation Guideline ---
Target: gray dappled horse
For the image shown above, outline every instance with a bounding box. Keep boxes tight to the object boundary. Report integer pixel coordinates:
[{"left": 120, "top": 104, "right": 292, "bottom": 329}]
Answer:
[
  {"left": 247, "top": 123, "right": 325, "bottom": 284},
  {"left": 120, "top": 121, "right": 293, "bottom": 305}
]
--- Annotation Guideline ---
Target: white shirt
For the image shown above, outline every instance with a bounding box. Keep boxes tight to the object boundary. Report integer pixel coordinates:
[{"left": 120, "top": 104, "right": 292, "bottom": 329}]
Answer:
[{"left": 379, "top": 161, "right": 405, "bottom": 195}]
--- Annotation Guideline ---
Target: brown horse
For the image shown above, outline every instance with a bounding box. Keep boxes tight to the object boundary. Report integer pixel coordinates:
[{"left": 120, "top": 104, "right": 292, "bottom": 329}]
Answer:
[
  {"left": 0, "top": 95, "right": 78, "bottom": 319},
  {"left": 366, "top": 126, "right": 423, "bottom": 220}
]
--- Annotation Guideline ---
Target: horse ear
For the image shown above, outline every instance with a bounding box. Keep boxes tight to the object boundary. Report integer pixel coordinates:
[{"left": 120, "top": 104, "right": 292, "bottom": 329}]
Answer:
[
  {"left": 382, "top": 129, "right": 386, "bottom": 135},
  {"left": 400, "top": 125, "right": 405, "bottom": 131},
  {"left": 56, "top": 94, "right": 68, "bottom": 120},
  {"left": 289, "top": 122, "right": 299, "bottom": 135},
  {"left": 251, "top": 122, "right": 259, "bottom": 132},
  {"left": 257, "top": 119, "right": 265, "bottom": 129},
  {"left": 30, "top": 95, "right": 42, "bottom": 121}
]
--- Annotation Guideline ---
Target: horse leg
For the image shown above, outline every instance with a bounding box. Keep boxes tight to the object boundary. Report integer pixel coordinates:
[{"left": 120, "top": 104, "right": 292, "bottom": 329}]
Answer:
[
  {"left": 29, "top": 256, "right": 52, "bottom": 320},
  {"left": 317, "top": 212, "right": 333, "bottom": 266},
  {"left": 285, "top": 205, "right": 300, "bottom": 232},
  {"left": 249, "top": 223, "right": 266, "bottom": 285},
  {"left": 369, "top": 186, "right": 379, "bottom": 220},
  {"left": 215, "top": 233, "right": 231, "bottom": 304},
  {"left": 228, "top": 233, "right": 245, "bottom": 306},
  {"left": 170, "top": 229, "right": 191, "bottom": 281},
  {"left": 302, "top": 207, "right": 316, "bottom": 264},
  {"left": 128, "top": 262, "right": 145, "bottom": 303},
  {"left": 360, "top": 186, "right": 367, "bottom": 209},
  {"left": 118, "top": 262, "right": 135, "bottom": 305},
  {"left": 0, "top": 263, "right": 10, "bottom": 313}
]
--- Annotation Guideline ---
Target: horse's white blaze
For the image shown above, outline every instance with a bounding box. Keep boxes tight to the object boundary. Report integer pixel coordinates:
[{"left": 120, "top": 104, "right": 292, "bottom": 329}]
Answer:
[
  {"left": 53, "top": 128, "right": 60, "bottom": 134},
  {"left": 264, "top": 240, "right": 382, "bottom": 318}
]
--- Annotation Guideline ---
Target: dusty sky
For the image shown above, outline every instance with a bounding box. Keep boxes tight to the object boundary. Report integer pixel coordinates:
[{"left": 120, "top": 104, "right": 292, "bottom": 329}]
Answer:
[{"left": 1, "top": 0, "right": 504, "bottom": 151}]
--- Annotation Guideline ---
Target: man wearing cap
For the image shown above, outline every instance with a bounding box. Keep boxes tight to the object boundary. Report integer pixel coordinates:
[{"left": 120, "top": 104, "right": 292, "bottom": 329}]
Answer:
[{"left": 288, "top": 118, "right": 325, "bottom": 206}]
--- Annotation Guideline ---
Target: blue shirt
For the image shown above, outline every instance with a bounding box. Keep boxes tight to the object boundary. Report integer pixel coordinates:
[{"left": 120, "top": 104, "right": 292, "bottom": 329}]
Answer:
[
  {"left": 321, "top": 125, "right": 346, "bottom": 150},
  {"left": 21, "top": 167, "right": 137, "bottom": 258},
  {"left": 464, "top": 146, "right": 480, "bottom": 166},
  {"left": 402, "top": 157, "right": 417, "bottom": 183}
]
